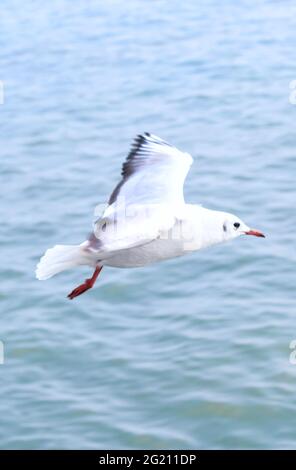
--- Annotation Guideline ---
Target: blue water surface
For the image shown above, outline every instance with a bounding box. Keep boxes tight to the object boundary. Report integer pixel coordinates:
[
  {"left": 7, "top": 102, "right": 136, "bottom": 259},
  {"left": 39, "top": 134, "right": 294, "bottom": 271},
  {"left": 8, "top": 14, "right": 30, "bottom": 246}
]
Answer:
[{"left": 0, "top": 0, "right": 296, "bottom": 449}]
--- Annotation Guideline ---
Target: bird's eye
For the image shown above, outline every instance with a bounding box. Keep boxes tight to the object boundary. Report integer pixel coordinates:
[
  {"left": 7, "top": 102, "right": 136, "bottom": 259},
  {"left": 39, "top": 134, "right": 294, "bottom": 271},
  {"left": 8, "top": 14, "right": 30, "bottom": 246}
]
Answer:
[{"left": 233, "top": 222, "right": 240, "bottom": 229}]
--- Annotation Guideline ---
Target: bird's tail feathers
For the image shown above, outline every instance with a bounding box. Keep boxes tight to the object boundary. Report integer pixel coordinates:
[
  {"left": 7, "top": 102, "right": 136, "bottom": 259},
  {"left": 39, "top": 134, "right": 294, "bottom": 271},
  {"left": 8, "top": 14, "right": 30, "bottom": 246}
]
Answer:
[{"left": 36, "top": 244, "right": 92, "bottom": 280}]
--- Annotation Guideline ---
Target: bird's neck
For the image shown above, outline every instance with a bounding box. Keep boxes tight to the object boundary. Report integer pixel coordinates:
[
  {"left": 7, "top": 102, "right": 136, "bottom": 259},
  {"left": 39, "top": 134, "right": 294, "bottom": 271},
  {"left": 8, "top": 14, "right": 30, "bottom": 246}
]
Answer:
[{"left": 183, "top": 205, "right": 226, "bottom": 250}]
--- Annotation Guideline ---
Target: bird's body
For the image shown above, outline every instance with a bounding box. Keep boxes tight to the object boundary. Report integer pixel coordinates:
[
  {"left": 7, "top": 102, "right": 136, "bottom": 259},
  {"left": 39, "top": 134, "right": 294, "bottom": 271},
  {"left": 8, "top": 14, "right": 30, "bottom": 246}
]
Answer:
[
  {"left": 102, "top": 231, "right": 186, "bottom": 268},
  {"left": 36, "top": 133, "right": 265, "bottom": 298},
  {"left": 90, "top": 205, "right": 199, "bottom": 269},
  {"left": 85, "top": 205, "right": 236, "bottom": 268}
]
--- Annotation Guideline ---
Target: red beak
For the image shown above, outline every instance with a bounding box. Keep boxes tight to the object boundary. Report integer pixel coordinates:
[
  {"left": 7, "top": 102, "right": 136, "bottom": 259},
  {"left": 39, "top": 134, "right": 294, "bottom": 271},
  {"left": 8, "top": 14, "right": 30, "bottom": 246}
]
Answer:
[{"left": 245, "top": 229, "right": 265, "bottom": 238}]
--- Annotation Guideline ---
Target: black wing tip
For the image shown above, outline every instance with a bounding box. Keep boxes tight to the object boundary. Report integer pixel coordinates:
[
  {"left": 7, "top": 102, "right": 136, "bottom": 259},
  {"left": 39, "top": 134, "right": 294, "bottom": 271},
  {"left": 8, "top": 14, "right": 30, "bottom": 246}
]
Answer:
[
  {"left": 134, "top": 132, "right": 150, "bottom": 142},
  {"left": 133, "top": 132, "right": 151, "bottom": 142},
  {"left": 127, "top": 133, "right": 149, "bottom": 162}
]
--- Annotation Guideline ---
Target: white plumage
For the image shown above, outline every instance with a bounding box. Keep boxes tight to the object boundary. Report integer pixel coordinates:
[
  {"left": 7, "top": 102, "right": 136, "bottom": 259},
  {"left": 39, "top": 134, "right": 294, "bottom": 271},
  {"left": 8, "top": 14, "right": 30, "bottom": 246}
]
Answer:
[{"left": 36, "top": 133, "right": 265, "bottom": 298}]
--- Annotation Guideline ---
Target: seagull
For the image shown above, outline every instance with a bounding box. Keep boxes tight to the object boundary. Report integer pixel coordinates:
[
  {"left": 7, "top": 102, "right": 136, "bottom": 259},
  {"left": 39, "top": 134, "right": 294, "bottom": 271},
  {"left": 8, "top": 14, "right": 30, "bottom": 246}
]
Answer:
[{"left": 36, "top": 133, "right": 265, "bottom": 299}]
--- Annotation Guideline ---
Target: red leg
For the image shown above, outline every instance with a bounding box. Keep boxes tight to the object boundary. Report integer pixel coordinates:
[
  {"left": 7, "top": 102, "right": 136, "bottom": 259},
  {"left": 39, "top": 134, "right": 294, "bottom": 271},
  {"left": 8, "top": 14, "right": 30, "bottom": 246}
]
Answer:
[{"left": 67, "top": 266, "right": 103, "bottom": 300}]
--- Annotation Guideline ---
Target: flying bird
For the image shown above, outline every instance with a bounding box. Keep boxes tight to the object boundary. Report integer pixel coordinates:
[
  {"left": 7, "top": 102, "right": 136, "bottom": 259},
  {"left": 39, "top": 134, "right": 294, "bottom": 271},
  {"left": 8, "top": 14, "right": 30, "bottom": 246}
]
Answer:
[{"left": 36, "top": 133, "right": 265, "bottom": 299}]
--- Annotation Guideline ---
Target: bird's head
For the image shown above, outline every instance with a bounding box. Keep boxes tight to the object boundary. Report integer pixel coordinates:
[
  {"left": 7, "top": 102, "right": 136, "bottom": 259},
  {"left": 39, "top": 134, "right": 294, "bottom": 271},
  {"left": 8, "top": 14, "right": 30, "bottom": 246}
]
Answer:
[{"left": 222, "top": 213, "right": 265, "bottom": 241}]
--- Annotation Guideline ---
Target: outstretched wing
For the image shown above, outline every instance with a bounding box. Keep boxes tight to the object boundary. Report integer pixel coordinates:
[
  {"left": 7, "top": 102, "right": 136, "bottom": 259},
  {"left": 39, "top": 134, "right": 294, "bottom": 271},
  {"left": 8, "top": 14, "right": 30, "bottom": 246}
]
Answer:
[
  {"left": 108, "top": 132, "right": 193, "bottom": 207},
  {"left": 90, "top": 133, "right": 193, "bottom": 257}
]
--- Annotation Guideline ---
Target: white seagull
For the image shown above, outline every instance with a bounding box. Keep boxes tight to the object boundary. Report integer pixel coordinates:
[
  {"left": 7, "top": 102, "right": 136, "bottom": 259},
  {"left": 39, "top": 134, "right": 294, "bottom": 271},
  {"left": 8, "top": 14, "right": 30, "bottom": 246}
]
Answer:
[{"left": 36, "top": 133, "right": 265, "bottom": 299}]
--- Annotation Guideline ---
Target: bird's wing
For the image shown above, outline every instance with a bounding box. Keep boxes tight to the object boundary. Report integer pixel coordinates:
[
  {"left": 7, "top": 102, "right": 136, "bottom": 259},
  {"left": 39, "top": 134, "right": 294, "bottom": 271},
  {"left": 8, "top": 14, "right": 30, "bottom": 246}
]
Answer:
[
  {"left": 89, "top": 133, "right": 193, "bottom": 257},
  {"left": 107, "top": 132, "right": 193, "bottom": 207},
  {"left": 89, "top": 203, "right": 177, "bottom": 257}
]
